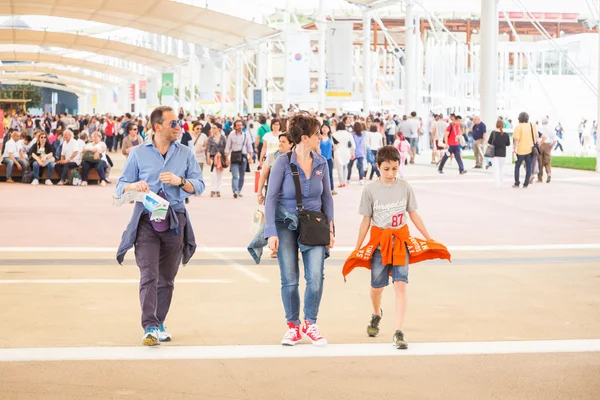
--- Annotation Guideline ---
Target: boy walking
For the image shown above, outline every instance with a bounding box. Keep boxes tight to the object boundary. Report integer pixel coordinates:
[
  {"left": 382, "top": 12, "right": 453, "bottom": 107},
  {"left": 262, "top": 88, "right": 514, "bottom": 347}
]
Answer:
[{"left": 343, "top": 146, "right": 450, "bottom": 349}]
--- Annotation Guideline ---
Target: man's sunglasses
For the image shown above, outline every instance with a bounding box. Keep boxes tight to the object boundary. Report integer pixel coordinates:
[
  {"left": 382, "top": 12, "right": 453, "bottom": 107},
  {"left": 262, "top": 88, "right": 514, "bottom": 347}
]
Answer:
[{"left": 167, "top": 120, "right": 178, "bottom": 128}]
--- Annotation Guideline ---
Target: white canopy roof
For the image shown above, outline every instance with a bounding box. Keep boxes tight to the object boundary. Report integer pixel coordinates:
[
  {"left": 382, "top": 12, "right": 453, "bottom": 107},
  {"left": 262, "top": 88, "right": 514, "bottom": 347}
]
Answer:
[
  {"left": 0, "top": 79, "right": 89, "bottom": 95},
  {"left": 0, "top": 52, "right": 140, "bottom": 80},
  {"left": 0, "top": 30, "right": 182, "bottom": 70},
  {"left": 0, "top": 66, "right": 116, "bottom": 86},
  {"left": 0, "top": 0, "right": 279, "bottom": 51}
]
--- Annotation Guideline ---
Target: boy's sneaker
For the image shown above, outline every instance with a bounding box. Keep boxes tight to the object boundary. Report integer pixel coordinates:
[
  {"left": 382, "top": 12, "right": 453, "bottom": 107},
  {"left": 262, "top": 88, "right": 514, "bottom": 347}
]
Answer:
[
  {"left": 393, "top": 330, "right": 408, "bottom": 350},
  {"left": 281, "top": 322, "right": 302, "bottom": 346},
  {"left": 302, "top": 320, "right": 327, "bottom": 346},
  {"left": 32, "top": 179, "right": 39, "bottom": 185},
  {"left": 142, "top": 327, "right": 160, "bottom": 346},
  {"left": 45, "top": 179, "right": 53, "bottom": 185},
  {"left": 367, "top": 309, "right": 383, "bottom": 337},
  {"left": 158, "top": 324, "right": 171, "bottom": 342}
]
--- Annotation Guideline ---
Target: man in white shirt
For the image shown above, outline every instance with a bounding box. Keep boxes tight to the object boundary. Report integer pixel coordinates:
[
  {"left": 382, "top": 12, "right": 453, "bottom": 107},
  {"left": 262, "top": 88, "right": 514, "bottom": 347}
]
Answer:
[
  {"left": 55, "top": 130, "right": 81, "bottom": 185},
  {"left": 1, "top": 131, "right": 27, "bottom": 183},
  {"left": 538, "top": 117, "right": 557, "bottom": 184},
  {"left": 405, "top": 111, "right": 421, "bottom": 164}
]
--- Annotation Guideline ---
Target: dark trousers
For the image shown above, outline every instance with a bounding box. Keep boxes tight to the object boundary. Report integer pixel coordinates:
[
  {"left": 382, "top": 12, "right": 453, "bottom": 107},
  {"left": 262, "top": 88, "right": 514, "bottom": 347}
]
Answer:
[
  {"left": 347, "top": 157, "right": 365, "bottom": 180},
  {"left": 369, "top": 150, "right": 380, "bottom": 179},
  {"left": 55, "top": 161, "right": 78, "bottom": 181},
  {"left": 105, "top": 136, "right": 114, "bottom": 151},
  {"left": 514, "top": 153, "right": 533, "bottom": 187},
  {"left": 326, "top": 158, "right": 334, "bottom": 189},
  {"left": 134, "top": 213, "right": 186, "bottom": 329},
  {"left": 438, "top": 146, "right": 464, "bottom": 172},
  {"left": 386, "top": 134, "right": 394, "bottom": 145},
  {"left": 82, "top": 160, "right": 107, "bottom": 182}
]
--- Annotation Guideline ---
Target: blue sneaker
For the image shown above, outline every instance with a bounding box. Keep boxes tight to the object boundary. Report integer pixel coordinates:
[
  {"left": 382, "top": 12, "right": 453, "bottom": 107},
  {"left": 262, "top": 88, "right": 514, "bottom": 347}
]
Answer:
[
  {"left": 142, "top": 327, "right": 160, "bottom": 346},
  {"left": 158, "top": 324, "right": 172, "bottom": 342}
]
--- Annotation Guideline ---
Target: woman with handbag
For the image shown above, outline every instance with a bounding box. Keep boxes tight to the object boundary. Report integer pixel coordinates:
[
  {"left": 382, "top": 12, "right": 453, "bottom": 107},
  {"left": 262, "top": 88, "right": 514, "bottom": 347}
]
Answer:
[
  {"left": 487, "top": 120, "right": 511, "bottom": 188},
  {"left": 512, "top": 112, "right": 538, "bottom": 188},
  {"left": 81, "top": 131, "right": 109, "bottom": 186},
  {"left": 265, "top": 114, "right": 335, "bottom": 347},
  {"left": 207, "top": 123, "right": 227, "bottom": 198}
]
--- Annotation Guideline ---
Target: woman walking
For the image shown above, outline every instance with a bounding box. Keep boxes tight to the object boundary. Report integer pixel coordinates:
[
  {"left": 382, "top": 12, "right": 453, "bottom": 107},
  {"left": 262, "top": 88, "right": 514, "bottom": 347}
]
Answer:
[
  {"left": 488, "top": 120, "right": 511, "bottom": 188},
  {"left": 122, "top": 123, "right": 144, "bottom": 158},
  {"left": 265, "top": 114, "right": 335, "bottom": 346},
  {"left": 207, "top": 123, "right": 227, "bottom": 198},
  {"left": 348, "top": 122, "right": 367, "bottom": 184},
  {"left": 319, "top": 123, "right": 336, "bottom": 195},
  {"left": 191, "top": 122, "right": 208, "bottom": 172},
  {"left": 332, "top": 123, "right": 354, "bottom": 188}
]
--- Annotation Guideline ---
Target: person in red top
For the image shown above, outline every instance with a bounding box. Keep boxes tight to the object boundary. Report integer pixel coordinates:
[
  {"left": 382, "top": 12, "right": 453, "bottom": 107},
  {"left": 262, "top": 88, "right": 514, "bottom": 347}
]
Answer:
[
  {"left": 105, "top": 116, "right": 115, "bottom": 152},
  {"left": 438, "top": 115, "right": 467, "bottom": 175}
]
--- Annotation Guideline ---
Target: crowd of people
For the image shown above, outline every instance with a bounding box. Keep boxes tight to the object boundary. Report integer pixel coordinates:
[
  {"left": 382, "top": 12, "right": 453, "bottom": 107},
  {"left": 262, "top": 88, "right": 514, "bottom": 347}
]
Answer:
[{"left": 1, "top": 108, "right": 584, "bottom": 191}]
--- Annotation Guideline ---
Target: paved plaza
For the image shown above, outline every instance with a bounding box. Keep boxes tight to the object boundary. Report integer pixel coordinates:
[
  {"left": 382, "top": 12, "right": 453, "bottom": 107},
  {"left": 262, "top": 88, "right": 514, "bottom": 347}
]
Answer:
[{"left": 1, "top": 155, "right": 600, "bottom": 399}]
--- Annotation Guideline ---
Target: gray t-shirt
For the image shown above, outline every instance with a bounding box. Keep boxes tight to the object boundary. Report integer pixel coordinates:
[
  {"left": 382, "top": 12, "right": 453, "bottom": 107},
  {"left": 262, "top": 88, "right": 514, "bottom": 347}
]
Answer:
[{"left": 359, "top": 178, "right": 418, "bottom": 229}]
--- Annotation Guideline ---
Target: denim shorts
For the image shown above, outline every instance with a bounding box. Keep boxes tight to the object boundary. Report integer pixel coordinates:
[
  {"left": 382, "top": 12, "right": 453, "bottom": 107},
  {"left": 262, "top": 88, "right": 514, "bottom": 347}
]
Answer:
[{"left": 370, "top": 248, "right": 409, "bottom": 288}]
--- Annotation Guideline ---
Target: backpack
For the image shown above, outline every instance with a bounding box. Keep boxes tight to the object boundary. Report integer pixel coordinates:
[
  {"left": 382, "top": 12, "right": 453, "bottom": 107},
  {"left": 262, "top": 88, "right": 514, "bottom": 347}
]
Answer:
[{"left": 21, "top": 168, "right": 34, "bottom": 184}]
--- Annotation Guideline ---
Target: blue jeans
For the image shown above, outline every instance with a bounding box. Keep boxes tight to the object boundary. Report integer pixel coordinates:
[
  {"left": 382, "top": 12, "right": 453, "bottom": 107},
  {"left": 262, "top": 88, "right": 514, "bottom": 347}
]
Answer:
[
  {"left": 2, "top": 157, "right": 27, "bottom": 179},
  {"left": 370, "top": 248, "right": 409, "bottom": 287},
  {"left": 438, "top": 146, "right": 465, "bottom": 172},
  {"left": 514, "top": 153, "right": 533, "bottom": 187},
  {"left": 32, "top": 160, "right": 55, "bottom": 180},
  {"left": 326, "top": 158, "right": 334, "bottom": 189},
  {"left": 82, "top": 160, "right": 106, "bottom": 182},
  {"left": 347, "top": 157, "right": 365, "bottom": 181},
  {"left": 231, "top": 158, "right": 247, "bottom": 194},
  {"left": 276, "top": 220, "right": 326, "bottom": 326}
]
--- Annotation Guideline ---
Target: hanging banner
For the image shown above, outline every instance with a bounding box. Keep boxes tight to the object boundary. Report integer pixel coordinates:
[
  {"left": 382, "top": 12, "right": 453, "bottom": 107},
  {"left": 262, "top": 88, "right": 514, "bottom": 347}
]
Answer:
[
  {"left": 129, "top": 84, "right": 136, "bottom": 102},
  {"left": 326, "top": 22, "right": 353, "bottom": 97},
  {"left": 139, "top": 80, "right": 147, "bottom": 99},
  {"left": 91, "top": 94, "right": 98, "bottom": 108},
  {"left": 198, "top": 60, "right": 216, "bottom": 104},
  {"left": 161, "top": 72, "right": 174, "bottom": 96},
  {"left": 286, "top": 31, "right": 311, "bottom": 99}
]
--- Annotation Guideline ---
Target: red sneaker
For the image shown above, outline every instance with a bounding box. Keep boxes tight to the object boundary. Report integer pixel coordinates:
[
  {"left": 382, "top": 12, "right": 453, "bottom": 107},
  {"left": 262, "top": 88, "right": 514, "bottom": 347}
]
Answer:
[
  {"left": 281, "top": 322, "right": 302, "bottom": 346},
  {"left": 302, "top": 320, "right": 327, "bottom": 346}
]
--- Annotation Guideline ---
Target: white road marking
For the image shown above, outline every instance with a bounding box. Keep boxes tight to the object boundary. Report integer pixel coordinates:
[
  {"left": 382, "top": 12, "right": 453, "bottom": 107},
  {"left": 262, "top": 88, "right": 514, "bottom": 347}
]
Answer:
[
  {"left": 0, "top": 279, "right": 231, "bottom": 284},
  {"left": 211, "top": 252, "right": 269, "bottom": 283},
  {"left": 2, "top": 244, "right": 598, "bottom": 253},
  {"left": 0, "top": 339, "right": 598, "bottom": 362}
]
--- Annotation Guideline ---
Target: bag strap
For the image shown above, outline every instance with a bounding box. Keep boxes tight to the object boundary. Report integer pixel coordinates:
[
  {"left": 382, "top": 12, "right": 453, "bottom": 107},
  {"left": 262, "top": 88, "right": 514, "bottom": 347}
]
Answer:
[
  {"left": 287, "top": 152, "right": 304, "bottom": 211},
  {"left": 530, "top": 123, "right": 535, "bottom": 144}
]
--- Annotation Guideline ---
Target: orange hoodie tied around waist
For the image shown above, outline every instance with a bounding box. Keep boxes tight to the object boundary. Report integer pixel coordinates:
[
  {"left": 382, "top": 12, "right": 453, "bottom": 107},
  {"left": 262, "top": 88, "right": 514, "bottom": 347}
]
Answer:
[{"left": 342, "top": 225, "right": 451, "bottom": 281}]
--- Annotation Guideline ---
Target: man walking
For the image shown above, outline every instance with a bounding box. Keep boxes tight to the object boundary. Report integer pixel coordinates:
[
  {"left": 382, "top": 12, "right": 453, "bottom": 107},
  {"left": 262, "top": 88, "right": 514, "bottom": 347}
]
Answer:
[
  {"left": 537, "top": 117, "right": 557, "bottom": 183},
  {"left": 225, "top": 119, "right": 253, "bottom": 198},
  {"left": 438, "top": 115, "right": 467, "bottom": 175},
  {"left": 471, "top": 116, "right": 487, "bottom": 168},
  {"left": 116, "top": 106, "right": 205, "bottom": 346}
]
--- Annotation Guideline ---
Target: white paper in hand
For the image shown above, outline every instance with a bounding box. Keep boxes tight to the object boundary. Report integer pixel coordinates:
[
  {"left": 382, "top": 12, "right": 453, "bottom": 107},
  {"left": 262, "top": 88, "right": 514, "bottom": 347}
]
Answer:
[{"left": 113, "top": 191, "right": 170, "bottom": 222}]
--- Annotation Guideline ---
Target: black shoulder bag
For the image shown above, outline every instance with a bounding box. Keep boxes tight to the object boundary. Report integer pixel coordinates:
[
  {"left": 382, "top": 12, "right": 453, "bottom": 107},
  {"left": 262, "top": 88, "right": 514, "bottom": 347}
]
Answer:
[
  {"left": 530, "top": 123, "right": 539, "bottom": 157},
  {"left": 230, "top": 133, "right": 247, "bottom": 164},
  {"left": 287, "top": 153, "right": 331, "bottom": 247}
]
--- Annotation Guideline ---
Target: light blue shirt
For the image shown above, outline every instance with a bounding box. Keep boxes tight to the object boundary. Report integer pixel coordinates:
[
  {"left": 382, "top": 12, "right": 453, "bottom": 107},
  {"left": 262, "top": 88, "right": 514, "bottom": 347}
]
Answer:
[{"left": 116, "top": 140, "right": 205, "bottom": 207}]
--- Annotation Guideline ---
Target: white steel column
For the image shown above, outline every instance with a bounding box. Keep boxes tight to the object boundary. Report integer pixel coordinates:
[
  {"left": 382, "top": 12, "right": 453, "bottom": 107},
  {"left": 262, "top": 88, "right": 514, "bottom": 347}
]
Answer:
[
  {"left": 480, "top": 0, "right": 498, "bottom": 132},
  {"left": 221, "top": 55, "right": 227, "bottom": 116},
  {"left": 234, "top": 51, "right": 242, "bottom": 115},
  {"left": 363, "top": 10, "right": 372, "bottom": 114},
  {"left": 318, "top": 0, "right": 327, "bottom": 112},
  {"left": 404, "top": 0, "right": 417, "bottom": 114},
  {"left": 283, "top": 0, "right": 291, "bottom": 111}
]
